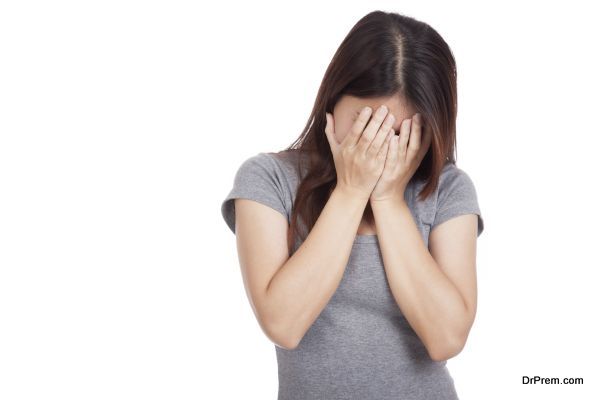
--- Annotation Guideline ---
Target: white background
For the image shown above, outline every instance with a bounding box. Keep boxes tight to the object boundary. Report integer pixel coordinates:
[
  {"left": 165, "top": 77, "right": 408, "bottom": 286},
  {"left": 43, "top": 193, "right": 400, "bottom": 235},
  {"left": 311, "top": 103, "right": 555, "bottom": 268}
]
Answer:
[{"left": 1, "top": 1, "right": 599, "bottom": 399}]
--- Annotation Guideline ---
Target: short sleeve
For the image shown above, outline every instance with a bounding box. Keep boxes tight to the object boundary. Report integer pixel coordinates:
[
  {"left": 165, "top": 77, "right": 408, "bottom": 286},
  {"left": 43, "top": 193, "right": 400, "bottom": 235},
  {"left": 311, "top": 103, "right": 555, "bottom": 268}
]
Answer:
[
  {"left": 220, "top": 153, "right": 289, "bottom": 235},
  {"left": 432, "top": 165, "right": 484, "bottom": 237}
]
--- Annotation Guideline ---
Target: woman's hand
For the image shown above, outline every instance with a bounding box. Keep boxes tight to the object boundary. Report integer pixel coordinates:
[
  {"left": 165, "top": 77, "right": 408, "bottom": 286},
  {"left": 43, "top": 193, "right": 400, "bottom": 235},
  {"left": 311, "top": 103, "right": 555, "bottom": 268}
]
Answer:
[
  {"left": 324, "top": 105, "right": 395, "bottom": 199},
  {"left": 369, "top": 112, "right": 432, "bottom": 203}
]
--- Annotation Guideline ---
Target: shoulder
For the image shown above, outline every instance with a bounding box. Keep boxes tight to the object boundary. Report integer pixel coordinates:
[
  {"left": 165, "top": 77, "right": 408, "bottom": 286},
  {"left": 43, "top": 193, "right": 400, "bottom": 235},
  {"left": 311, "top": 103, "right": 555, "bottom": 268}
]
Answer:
[
  {"left": 265, "top": 149, "right": 304, "bottom": 169},
  {"left": 432, "top": 161, "right": 484, "bottom": 236},
  {"left": 221, "top": 151, "right": 295, "bottom": 235},
  {"left": 436, "top": 162, "right": 478, "bottom": 199},
  {"left": 439, "top": 161, "right": 470, "bottom": 183},
  {"left": 231, "top": 151, "right": 289, "bottom": 184},
  {"left": 238, "top": 149, "right": 300, "bottom": 170},
  {"left": 230, "top": 149, "right": 308, "bottom": 202},
  {"left": 264, "top": 149, "right": 307, "bottom": 183},
  {"left": 238, "top": 151, "right": 277, "bottom": 171}
]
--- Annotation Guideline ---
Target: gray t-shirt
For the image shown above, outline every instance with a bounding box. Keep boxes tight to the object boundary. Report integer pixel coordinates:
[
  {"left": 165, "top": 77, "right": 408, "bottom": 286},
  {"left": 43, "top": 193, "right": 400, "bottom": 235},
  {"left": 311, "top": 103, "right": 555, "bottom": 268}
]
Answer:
[{"left": 221, "top": 149, "right": 484, "bottom": 400}]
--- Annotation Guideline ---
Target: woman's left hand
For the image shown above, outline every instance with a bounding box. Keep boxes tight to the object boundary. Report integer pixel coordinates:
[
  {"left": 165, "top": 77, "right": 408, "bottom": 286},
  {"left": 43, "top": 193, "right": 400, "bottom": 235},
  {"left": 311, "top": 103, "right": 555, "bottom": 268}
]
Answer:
[{"left": 369, "top": 112, "right": 433, "bottom": 203}]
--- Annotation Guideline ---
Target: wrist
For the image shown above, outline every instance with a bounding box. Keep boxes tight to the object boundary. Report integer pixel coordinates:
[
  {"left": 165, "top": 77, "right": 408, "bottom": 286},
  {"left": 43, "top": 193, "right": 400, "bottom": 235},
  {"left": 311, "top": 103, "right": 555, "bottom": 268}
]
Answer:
[
  {"left": 370, "top": 194, "right": 407, "bottom": 208},
  {"left": 333, "top": 184, "right": 371, "bottom": 204}
]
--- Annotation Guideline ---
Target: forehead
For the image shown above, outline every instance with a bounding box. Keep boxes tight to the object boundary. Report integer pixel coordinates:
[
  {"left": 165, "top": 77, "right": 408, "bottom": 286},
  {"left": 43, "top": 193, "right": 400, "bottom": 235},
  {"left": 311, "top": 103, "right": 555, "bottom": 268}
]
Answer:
[{"left": 339, "top": 94, "right": 414, "bottom": 116}]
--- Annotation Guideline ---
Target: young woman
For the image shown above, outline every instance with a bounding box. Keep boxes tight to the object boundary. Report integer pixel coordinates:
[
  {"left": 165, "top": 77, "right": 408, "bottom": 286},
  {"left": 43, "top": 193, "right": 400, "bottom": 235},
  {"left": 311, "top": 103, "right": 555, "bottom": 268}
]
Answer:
[{"left": 221, "top": 10, "right": 484, "bottom": 400}]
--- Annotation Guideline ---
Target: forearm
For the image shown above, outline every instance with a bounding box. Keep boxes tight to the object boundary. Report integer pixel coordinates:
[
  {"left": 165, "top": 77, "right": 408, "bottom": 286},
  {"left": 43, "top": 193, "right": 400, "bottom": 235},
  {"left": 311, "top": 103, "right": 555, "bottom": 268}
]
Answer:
[
  {"left": 265, "top": 186, "right": 368, "bottom": 347},
  {"left": 371, "top": 198, "right": 469, "bottom": 359}
]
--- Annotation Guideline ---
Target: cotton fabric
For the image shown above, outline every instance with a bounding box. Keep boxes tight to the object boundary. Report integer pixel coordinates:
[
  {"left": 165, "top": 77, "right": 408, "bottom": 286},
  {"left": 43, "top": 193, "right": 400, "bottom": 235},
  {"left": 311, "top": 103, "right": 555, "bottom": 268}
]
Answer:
[{"left": 221, "top": 150, "right": 484, "bottom": 400}]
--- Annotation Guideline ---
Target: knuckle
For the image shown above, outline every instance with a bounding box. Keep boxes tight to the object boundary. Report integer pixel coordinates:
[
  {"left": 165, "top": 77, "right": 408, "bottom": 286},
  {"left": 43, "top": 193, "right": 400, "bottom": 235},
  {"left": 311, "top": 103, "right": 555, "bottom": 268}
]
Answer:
[
  {"left": 358, "top": 134, "right": 370, "bottom": 145},
  {"left": 385, "top": 115, "right": 395, "bottom": 126},
  {"left": 357, "top": 114, "right": 369, "bottom": 124}
]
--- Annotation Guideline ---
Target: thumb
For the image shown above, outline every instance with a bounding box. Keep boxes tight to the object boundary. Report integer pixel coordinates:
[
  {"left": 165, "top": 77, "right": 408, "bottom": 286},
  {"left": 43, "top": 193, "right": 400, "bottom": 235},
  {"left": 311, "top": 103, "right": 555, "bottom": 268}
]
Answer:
[{"left": 324, "top": 112, "right": 339, "bottom": 154}]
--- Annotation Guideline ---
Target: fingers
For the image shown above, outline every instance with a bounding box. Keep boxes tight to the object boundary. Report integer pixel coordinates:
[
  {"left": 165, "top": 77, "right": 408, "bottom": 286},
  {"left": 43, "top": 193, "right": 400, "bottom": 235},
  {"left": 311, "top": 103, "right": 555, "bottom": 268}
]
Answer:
[
  {"left": 386, "top": 130, "right": 400, "bottom": 166},
  {"left": 368, "top": 112, "right": 396, "bottom": 156},
  {"left": 378, "top": 128, "right": 395, "bottom": 166},
  {"left": 407, "top": 113, "right": 432, "bottom": 163},
  {"left": 343, "top": 106, "right": 373, "bottom": 148},
  {"left": 407, "top": 113, "right": 422, "bottom": 158},
  {"left": 357, "top": 105, "right": 391, "bottom": 152},
  {"left": 395, "top": 112, "right": 432, "bottom": 165},
  {"left": 324, "top": 112, "right": 339, "bottom": 153},
  {"left": 417, "top": 119, "right": 433, "bottom": 161},
  {"left": 327, "top": 107, "right": 430, "bottom": 167},
  {"left": 398, "top": 118, "right": 411, "bottom": 157}
]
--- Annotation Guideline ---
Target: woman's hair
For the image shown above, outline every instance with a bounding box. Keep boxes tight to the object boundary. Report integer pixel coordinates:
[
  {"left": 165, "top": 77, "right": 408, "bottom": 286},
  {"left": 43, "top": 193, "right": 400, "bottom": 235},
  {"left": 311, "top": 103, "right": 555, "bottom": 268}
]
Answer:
[{"left": 281, "top": 10, "right": 459, "bottom": 253}]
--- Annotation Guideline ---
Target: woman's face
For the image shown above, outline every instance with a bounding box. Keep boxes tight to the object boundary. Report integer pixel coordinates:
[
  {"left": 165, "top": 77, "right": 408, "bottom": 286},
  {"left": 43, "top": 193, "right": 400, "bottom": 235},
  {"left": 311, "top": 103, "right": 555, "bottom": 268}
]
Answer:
[{"left": 331, "top": 94, "right": 418, "bottom": 144}]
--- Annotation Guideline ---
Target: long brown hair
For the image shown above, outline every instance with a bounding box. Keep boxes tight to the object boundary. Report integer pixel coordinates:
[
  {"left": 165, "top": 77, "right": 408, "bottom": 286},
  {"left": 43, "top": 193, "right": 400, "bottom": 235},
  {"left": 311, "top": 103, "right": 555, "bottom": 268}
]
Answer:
[{"left": 280, "top": 10, "right": 459, "bottom": 253}]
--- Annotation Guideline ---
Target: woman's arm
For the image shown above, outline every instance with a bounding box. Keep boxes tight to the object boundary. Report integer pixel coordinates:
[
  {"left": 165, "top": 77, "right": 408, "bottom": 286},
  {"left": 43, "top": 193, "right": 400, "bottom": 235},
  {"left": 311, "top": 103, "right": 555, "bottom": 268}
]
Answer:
[
  {"left": 235, "top": 185, "right": 368, "bottom": 349},
  {"left": 371, "top": 198, "right": 478, "bottom": 361}
]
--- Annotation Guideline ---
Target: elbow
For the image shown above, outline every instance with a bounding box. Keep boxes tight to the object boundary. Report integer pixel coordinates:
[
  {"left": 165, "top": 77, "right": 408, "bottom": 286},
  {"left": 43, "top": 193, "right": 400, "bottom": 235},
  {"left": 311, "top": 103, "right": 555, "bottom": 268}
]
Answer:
[
  {"left": 426, "top": 333, "right": 467, "bottom": 362},
  {"left": 275, "top": 337, "right": 300, "bottom": 351},
  {"left": 253, "top": 296, "right": 302, "bottom": 350},
  {"left": 262, "top": 317, "right": 301, "bottom": 350},
  {"left": 272, "top": 331, "right": 301, "bottom": 350}
]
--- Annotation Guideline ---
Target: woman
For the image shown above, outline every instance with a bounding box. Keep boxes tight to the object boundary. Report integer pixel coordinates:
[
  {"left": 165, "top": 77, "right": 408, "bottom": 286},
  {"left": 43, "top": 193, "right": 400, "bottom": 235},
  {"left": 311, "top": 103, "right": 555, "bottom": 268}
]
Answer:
[{"left": 221, "top": 10, "right": 484, "bottom": 400}]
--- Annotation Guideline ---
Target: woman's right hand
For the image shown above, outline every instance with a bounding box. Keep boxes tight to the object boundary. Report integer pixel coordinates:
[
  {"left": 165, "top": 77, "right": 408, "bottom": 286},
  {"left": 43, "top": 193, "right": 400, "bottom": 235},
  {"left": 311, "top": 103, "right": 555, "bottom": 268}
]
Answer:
[{"left": 324, "top": 105, "right": 396, "bottom": 199}]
